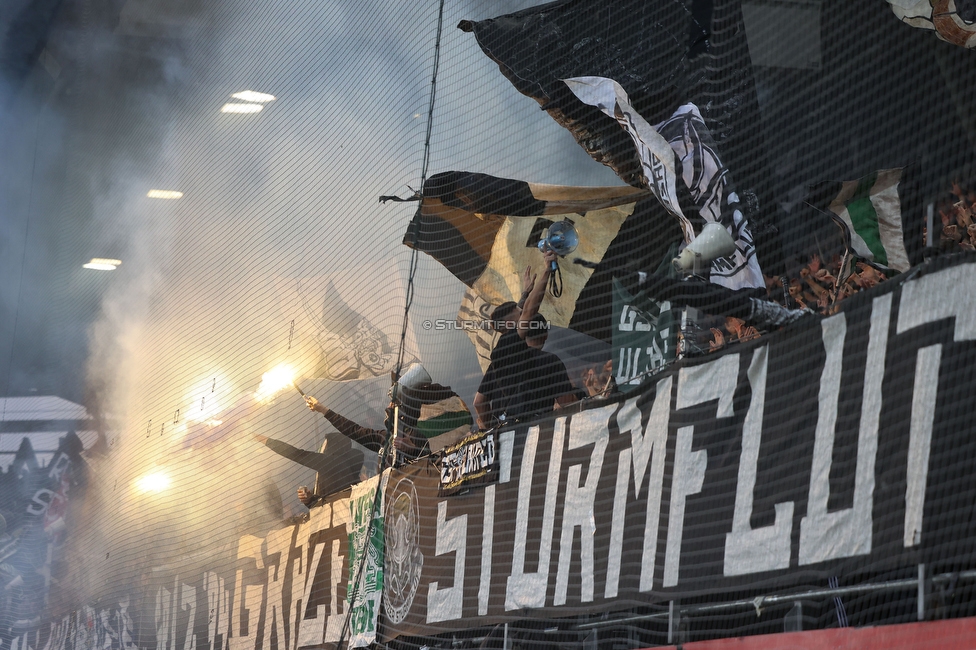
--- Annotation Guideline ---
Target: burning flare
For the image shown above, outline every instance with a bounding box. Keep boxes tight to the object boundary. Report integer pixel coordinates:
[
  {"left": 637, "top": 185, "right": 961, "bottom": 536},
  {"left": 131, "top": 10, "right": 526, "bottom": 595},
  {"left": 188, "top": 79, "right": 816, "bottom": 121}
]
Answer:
[
  {"left": 255, "top": 363, "right": 297, "bottom": 403},
  {"left": 134, "top": 472, "right": 171, "bottom": 493}
]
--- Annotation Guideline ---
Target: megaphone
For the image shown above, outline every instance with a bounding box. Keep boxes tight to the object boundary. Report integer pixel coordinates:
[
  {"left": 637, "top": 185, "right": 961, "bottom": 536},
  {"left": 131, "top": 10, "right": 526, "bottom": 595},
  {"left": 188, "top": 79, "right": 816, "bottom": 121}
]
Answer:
[
  {"left": 537, "top": 220, "right": 579, "bottom": 270},
  {"left": 390, "top": 362, "right": 432, "bottom": 404},
  {"left": 672, "top": 222, "right": 736, "bottom": 276}
]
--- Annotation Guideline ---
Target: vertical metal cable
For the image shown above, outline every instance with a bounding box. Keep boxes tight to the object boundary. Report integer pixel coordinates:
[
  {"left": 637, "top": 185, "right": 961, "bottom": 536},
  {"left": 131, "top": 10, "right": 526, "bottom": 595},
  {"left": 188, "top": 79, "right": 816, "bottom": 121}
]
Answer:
[{"left": 337, "top": 0, "right": 446, "bottom": 645}]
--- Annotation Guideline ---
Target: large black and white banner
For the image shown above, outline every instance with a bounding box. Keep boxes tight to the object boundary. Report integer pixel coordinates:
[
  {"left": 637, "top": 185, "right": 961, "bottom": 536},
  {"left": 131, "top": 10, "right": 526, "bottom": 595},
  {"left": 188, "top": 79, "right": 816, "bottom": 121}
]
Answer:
[{"left": 32, "top": 256, "right": 976, "bottom": 649}]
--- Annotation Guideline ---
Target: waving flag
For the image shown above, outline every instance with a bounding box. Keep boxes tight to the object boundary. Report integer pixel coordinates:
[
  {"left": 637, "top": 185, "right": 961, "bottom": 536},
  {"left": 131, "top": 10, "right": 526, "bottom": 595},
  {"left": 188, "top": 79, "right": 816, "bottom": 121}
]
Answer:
[
  {"left": 561, "top": 78, "right": 688, "bottom": 240},
  {"left": 458, "top": 0, "right": 773, "bottom": 238},
  {"left": 275, "top": 267, "right": 420, "bottom": 381},
  {"left": 566, "top": 78, "right": 764, "bottom": 289},
  {"left": 403, "top": 171, "right": 648, "bottom": 340},
  {"left": 814, "top": 169, "right": 910, "bottom": 272},
  {"left": 888, "top": 0, "right": 976, "bottom": 48}
]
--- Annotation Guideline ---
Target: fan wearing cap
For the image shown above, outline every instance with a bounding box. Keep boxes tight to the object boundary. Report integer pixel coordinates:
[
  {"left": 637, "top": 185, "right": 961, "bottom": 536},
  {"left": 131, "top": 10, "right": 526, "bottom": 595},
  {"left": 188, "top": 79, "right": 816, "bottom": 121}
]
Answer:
[{"left": 474, "top": 249, "right": 557, "bottom": 429}]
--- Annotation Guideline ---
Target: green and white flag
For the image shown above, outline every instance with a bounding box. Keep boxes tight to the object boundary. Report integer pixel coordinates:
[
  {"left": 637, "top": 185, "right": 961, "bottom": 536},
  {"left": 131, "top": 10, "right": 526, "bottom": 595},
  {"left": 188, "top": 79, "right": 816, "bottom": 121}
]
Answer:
[
  {"left": 611, "top": 278, "right": 676, "bottom": 391},
  {"left": 418, "top": 397, "right": 472, "bottom": 451},
  {"left": 822, "top": 168, "right": 910, "bottom": 272},
  {"left": 346, "top": 472, "right": 387, "bottom": 647}
]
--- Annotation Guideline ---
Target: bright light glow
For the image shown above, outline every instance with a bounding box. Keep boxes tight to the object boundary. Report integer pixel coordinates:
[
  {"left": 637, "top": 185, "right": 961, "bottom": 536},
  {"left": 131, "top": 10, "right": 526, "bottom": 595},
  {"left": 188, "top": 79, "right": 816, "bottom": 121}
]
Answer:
[
  {"left": 184, "top": 373, "right": 234, "bottom": 423},
  {"left": 220, "top": 103, "right": 263, "bottom": 114},
  {"left": 147, "top": 189, "right": 183, "bottom": 199},
  {"left": 134, "top": 472, "right": 171, "bottom": 493},
  {"left": 255, "top": 363, "right": 297, "bottom": 403},
  {"left": 83, "top": 258, "right": 122, "bottom": 271},
  {"left": 231, "top": 90, "right": 275, "bottom": 103}
]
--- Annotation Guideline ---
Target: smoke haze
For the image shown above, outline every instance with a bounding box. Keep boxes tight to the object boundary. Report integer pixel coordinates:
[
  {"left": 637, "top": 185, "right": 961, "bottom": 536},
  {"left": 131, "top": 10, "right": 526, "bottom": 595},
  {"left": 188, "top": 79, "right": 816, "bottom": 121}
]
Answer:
[{"left": 0, "top": 0, "right": 621, "bottom": 605}]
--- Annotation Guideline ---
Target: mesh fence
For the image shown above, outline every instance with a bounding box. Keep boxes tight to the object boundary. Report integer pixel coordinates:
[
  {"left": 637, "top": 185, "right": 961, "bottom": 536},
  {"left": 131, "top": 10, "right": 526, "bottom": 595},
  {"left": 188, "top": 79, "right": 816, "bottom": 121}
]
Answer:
[{"left": 1, "top": 0, "right": 976, "bottom": 648}]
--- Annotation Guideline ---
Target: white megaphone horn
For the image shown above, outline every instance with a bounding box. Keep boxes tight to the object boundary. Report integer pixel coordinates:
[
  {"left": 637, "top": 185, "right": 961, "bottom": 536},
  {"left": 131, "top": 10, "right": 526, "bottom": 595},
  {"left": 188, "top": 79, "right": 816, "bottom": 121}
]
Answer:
[
  {"left": 537, "top": 220, "right": 579, "bottom": 270},
  {"left": 389, "top": 362, "right": 432, "bottom": 404},
  {"left": 672, "top": 222, "right": 736, "bottom": 276}
]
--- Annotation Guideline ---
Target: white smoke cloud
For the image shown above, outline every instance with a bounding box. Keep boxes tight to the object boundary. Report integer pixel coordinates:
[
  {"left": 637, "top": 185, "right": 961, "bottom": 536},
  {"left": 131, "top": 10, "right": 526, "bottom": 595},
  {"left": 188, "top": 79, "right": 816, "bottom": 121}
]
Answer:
[{"left": 4, "top": 0, "right": 623, "bottom": 605}]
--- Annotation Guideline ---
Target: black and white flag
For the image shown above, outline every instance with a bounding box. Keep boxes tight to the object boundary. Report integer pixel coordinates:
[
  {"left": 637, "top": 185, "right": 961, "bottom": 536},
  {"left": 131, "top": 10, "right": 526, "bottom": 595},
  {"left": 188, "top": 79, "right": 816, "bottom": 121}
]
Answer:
[{"left": 565, "top": 77, "right": 764, "bottom": 290}]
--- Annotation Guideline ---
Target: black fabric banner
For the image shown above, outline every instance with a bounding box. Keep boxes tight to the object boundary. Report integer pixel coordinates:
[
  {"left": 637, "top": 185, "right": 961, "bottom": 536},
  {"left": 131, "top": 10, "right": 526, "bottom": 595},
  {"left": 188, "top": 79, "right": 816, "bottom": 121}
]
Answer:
[
  {"left": 31, "top": 255, "right": 976, "bottom": 650},
  {"left": 457, "top": 0, "right": 772, "bottom": 230},
  {"left": 436, "top": 430, "right": 498, "bottom": 496}
]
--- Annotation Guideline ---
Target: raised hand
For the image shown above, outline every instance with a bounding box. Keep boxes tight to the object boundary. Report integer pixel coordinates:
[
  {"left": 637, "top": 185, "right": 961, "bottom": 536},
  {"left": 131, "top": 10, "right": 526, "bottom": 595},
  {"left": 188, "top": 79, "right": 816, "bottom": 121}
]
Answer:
[{"left": 520, "top": 265, "right": 534, "bottom": 292}]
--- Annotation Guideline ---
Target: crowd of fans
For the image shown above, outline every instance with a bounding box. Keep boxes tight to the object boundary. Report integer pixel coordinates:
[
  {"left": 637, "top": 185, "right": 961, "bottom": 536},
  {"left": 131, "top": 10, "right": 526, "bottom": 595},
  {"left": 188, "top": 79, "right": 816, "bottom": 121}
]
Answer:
[
  {"left": 695, "top": 250, "right": 893, "bottom": 352},
  {"left": 780, "top": 255, "right": 885, "bottom": 312},
  {"left": 274, "top": 232, "right": 905, "bottom": 509},
  {"left": 581, "top": 360, "right": 615, "bottom": 398},
  {"left": 702, "top": 172, "right": 976, "bottom": 351},
  {"left": 933, "top": 180, "right": 976, "bottom": 252},
  {"left": 274, "top": 180, "right": 976, "bottom": 507}
]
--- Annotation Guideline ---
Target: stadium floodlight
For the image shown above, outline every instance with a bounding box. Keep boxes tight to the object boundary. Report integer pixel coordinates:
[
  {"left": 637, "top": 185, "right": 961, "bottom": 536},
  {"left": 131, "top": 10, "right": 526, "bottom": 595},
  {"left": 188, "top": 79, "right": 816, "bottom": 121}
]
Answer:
[
  {"left": 147, "top": 189, "right": 183, "bottom": 199},
  {"left": 230, "top": 90, "right": 275, "bottom": 103},
  {"left": 83, "top": 258, "right": 122, "bottom": 270},
  {"left": 220, "top": 103, "right": 263, "bottom": 114}
]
